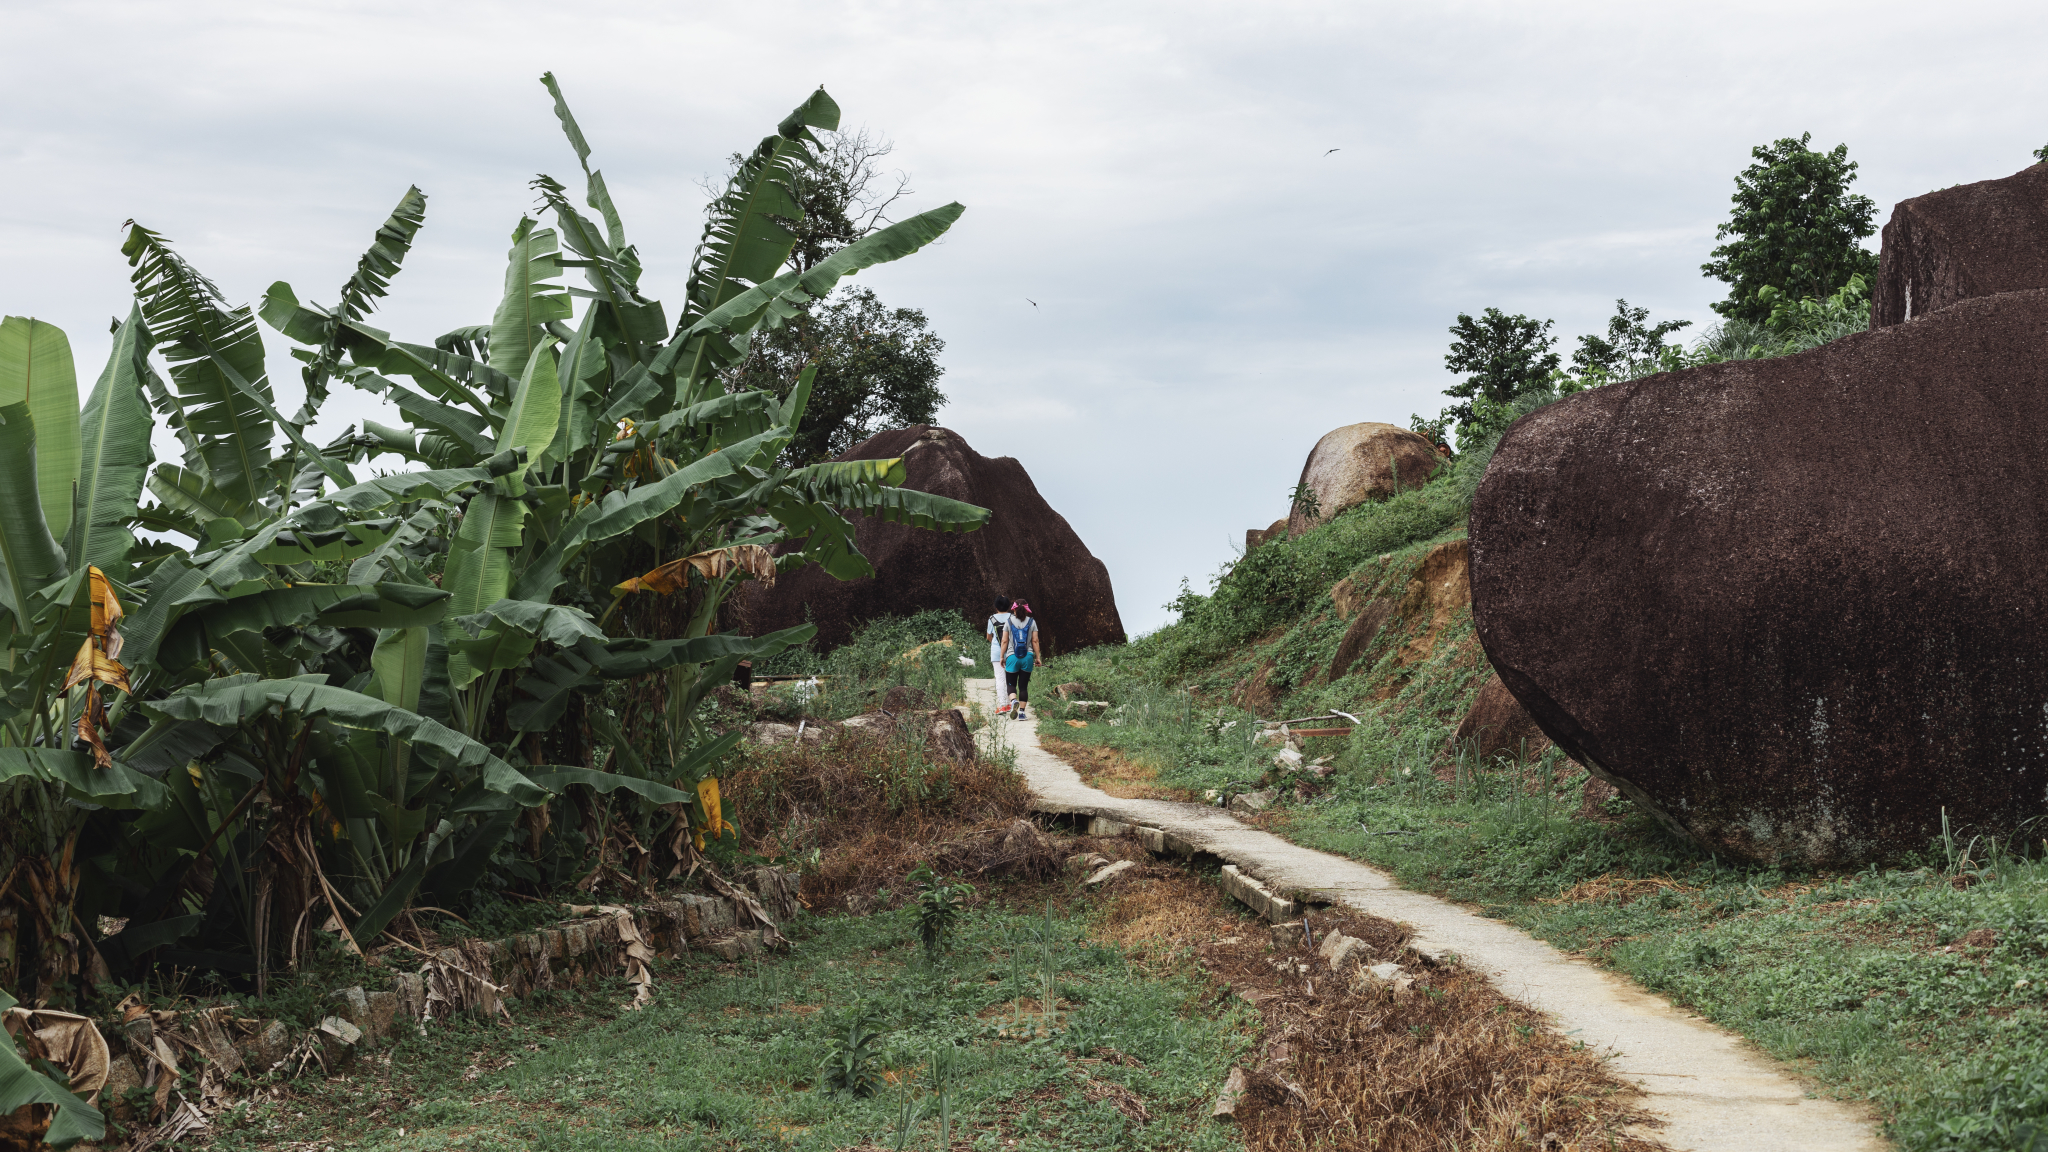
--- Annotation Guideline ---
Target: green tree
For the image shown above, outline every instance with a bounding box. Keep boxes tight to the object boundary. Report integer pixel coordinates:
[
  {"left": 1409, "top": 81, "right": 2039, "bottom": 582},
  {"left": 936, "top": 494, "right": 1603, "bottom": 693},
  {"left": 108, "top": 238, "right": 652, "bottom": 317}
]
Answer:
[
  {"left": 1570, "top": 299, "right": 1691, "bottom": 384},
  {"left": 1702, "top": 133, "right": 1878, "bottom": 324},
  {"left": 2034, "top": 142, "right": 2048, "bottom": 163},
  {"left": 1442, "top": 307, "right": 1559, "bottom": 424},
  {"left": 727, "top": 287, "right": 945, "bottom": 464}
]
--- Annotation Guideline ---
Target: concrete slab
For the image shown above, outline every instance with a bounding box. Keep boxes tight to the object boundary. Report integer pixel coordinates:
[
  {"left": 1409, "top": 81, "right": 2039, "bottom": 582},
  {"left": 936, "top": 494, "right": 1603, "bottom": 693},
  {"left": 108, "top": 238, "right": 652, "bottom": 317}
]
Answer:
[{"left": 970, "top": 679, "right": 1886, "bottom": 1152}]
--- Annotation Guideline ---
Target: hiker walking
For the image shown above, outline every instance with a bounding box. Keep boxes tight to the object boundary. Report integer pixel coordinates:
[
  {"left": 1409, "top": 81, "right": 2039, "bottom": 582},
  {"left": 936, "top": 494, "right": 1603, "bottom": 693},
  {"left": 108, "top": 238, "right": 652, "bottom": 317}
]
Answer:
[
  {"left": 986, "top": 594, "right": 1013, "bottom": 714},
  {"left": 1004, "top": 600, "right": 1042, "bottom": 720}
]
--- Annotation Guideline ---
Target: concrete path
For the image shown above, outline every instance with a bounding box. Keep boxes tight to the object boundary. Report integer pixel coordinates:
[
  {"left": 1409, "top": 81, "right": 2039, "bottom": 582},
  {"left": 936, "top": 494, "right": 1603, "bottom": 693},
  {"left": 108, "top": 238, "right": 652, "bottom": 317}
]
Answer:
[{"left": 972, "top": 679, "right": 1884, "bottom": 1152}]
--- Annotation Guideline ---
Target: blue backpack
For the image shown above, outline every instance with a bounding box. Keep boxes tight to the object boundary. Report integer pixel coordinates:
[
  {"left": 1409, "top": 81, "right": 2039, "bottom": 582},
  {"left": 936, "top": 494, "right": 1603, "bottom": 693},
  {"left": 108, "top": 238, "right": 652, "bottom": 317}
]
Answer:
[{"left": 1006, "top": 616, "right": 1036, "bottom": 671}]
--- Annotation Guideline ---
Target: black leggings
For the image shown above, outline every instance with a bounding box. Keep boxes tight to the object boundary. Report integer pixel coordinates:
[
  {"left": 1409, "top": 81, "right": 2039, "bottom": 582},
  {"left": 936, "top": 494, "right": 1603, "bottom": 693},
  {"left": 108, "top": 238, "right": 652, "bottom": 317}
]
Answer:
[{"left": 1011, "top": 668, "right": 1032, "bottom": 703}]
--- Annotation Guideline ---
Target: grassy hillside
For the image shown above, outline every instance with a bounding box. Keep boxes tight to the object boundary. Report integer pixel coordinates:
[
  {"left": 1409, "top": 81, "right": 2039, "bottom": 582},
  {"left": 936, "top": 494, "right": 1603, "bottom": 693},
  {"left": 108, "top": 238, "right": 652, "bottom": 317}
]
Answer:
[{"left": 1035, "top": 459, "right": 2048, "bottom": 1152}]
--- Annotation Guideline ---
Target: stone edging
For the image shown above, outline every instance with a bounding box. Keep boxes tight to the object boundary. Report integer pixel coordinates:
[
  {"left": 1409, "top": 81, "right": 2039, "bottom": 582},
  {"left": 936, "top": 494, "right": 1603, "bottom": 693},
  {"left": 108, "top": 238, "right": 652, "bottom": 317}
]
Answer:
[{"left": 98, "top": 868, "right": 799, "bottom": 1137}]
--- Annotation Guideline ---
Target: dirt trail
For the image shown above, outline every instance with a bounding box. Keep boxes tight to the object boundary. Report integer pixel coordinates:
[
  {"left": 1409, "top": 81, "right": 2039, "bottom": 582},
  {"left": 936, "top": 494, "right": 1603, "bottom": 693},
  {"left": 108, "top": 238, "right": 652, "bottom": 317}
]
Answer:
[{"left": 972, "top": 679, "right": 1885, "bottom": 1152}]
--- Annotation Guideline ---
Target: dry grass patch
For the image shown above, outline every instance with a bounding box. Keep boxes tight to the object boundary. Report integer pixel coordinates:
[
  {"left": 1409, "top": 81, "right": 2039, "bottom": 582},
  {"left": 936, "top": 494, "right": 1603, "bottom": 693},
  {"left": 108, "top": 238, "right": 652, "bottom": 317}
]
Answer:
[
  {"left": 1039, "top": 735, "right": 1198, "bottom": 802},
  {"left": 721, "top": 735, "right": 1057, "bottom": 912},
  {"left": 1089, "top": 863, "right": 1667, "bottom": 1152}
]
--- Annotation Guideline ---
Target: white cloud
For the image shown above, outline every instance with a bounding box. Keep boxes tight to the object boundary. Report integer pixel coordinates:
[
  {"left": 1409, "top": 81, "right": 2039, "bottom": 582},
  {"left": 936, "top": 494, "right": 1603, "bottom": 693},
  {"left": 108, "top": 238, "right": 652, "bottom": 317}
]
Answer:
[{"left": 3, "top": 0, "right": 2043, "bottom": 634}]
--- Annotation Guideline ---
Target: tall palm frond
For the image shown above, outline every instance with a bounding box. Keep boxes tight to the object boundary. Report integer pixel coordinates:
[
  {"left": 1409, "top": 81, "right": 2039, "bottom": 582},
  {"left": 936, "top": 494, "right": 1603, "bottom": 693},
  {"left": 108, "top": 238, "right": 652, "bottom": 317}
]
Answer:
[{"left": 122, "top": 223, "right": 278, "bottom": 505}]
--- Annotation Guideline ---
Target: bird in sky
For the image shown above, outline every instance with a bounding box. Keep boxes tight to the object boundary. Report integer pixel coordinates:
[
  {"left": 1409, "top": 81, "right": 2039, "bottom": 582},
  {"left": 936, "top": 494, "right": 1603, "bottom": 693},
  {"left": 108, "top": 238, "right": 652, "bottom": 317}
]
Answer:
[
  {"left": 1325, "top": 148, "right": 1340, "bottom": 155},
  {"left": 1026, "top": 298, "right": 1038, "bottom": 308}
]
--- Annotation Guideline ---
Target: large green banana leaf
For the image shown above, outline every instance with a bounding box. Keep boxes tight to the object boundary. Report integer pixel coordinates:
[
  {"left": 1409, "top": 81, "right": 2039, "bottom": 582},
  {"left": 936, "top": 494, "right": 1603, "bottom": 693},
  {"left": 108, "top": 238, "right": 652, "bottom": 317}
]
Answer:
[
  {"left": 356, "top": 372, "right": 496, "bottom": 455},
  {"left": 146, "top": 464, "right": 257, "bottom": 529},
  {"left": 262, "top": 186, "right": 429, "bottom": 428},
  {"left": 0, "top": 990, "right": 104, "bottom": 1147},
  {"left": 158, "top": 582, "right": 451, "bottom": 671},
  {"left": 448, "top": 598, "right": 605, "bottom": 681},
  {"left": 540, "top": 72, "right": 625, "bottom": 253},
  {"left": 123, "top": 225, "right": 276, "bottom": 506},
  {"left": 0, "top": 316, "right": 80, "bottom": 540},
  {"left": 496, "top": 343, "right": 562, "bottom": 463},
  {"left": 0, "top": 748, "right": 168, "bottom": 810},
  {"left": 147, "top": 674, "right": 550, "bottom": 806},
  {"left": 0, "top": 400, "right": 67, "bottom": 628},
  {"left": 506, "top": 625, "right": 814, "bottom": 735},
  {"left": 441, "top": 493, "right": 530, "bottom": 687},
  {"left": 677, "top": 203, "right": 965, "bottom": 385},
  {"left": 678, "top": 88, "right": 839, "bottom": 332},
  {"left": 840, "top": 486, "right": 993, "bottom": 533},
  {"left": 510, "top": 427, "right": 783, "bottom": 602},
  {"left": 487, "top": 219, "right": 571, "bottom": 387},
  {"left": 322, "top": 462, "right": 504, "bottom": 513},
  {"left": 71, "top": 304, "right": 156, "bottom": 576}
]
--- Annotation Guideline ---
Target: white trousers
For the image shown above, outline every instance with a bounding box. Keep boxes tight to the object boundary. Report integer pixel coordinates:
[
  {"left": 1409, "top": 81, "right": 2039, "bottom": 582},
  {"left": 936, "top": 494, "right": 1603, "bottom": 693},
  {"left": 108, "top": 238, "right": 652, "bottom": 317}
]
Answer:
[{"left": 993, "top": 658, "right": 1009, "bottom": 706}]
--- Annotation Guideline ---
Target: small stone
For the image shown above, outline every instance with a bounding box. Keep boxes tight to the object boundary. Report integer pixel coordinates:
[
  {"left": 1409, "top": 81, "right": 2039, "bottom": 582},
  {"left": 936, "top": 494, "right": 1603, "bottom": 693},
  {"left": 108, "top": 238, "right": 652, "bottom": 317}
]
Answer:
[
  {"left": 1367, "top": 962, "right": 1406, "bottom": 982},
  {"left": 318, "top": 1015, "right": 363, "bottom": 1067},
  {"left": 366, "top": 991, "right": 398, "bottom": 1045},
  {"left": 1315, "top": 929, "right": 1351, "bottom": 961},
  {"left": 1324, "top": 937, "right": 1367, "bottom": 971},
  {"left": 331, "top": 987, "right": 370, "bottom": 1033},
  {"left": 1272, "top": 748, "right": 1304, "bottom": 769},
  {"left": 1087, "top": 816, "right": 1131, "bottom": 838},
  {"left": 1211, "top": 1066, "right": 1250, "bottom": 1119},
  {"left": 1269, "top": 922, "right": 1304, "bottom": 950},
  {"left": 101, "top": 1055, "right": 142, "bottom": 1122},
  {"left": 1230, "top": 788, "right": 1278, "bottom": 816},
  {"left": 1085, "top": 860, "right": 1136, "bottom": 885}
]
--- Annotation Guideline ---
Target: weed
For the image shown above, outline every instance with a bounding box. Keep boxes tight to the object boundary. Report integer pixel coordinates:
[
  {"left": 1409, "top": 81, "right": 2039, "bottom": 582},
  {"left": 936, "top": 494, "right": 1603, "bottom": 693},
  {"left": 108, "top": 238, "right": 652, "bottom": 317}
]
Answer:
[
  {"left": 909, "top": 865, "right": 974, "bottom": 958},
  {"left": 819, "top": 1008, "right": 887, "bottom": 1098}
]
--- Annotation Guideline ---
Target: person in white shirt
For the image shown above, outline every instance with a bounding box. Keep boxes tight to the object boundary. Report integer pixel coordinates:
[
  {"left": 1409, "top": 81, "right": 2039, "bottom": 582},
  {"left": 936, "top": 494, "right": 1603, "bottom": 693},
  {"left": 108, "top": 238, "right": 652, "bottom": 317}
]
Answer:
[{"left": 985, "top": 595, "right": 1012, "bottom": 713}]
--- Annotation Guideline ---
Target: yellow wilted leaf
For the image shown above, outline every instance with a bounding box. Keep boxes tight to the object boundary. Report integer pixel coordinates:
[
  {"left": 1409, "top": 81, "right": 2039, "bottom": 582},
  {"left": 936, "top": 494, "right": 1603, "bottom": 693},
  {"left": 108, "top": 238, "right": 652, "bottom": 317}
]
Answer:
[
  {"left": 615, "top": 545, "right": 777, "bottom": 596},
  {"left": 87, "top": 565, "right": 124, "bottom": 638},
  {"left": 694, "top": 776, "right": 729, "bottom": 851}
]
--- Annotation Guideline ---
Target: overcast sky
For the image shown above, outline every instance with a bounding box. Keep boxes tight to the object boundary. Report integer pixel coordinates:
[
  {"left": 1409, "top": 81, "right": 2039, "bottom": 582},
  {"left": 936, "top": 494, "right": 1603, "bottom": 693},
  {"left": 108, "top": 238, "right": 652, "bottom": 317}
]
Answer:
[{"left": 4, "top": 1, "right": 2043, "bottom": 635}]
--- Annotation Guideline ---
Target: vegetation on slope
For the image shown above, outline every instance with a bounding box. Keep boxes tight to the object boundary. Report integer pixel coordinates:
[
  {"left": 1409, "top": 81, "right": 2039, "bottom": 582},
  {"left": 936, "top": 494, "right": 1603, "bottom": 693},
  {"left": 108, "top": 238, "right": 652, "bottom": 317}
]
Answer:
[{"left": 1037, "top": 436, "right": 2048, "bottom": 1150}]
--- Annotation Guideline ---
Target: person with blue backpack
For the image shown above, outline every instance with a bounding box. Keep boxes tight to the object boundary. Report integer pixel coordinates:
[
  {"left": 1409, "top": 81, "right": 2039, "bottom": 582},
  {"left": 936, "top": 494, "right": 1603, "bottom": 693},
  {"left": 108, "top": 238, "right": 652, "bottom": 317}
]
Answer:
[{"left": 1003, "top": 600, "right": 1042, "bottom": 720}]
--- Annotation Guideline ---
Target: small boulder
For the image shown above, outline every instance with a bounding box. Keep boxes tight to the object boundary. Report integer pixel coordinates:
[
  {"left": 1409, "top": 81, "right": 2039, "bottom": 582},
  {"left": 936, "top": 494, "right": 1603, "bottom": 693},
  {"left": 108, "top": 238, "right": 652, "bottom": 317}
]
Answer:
[
  {"left": 837, "top": 713, "right": 897, "bottom": 739},
  {"left": 882, "top": 684, "right": 929, "bottom": 712},
  {"left": 1453, "top": 672, "right": 1554, "bottom": 764},
  {"left": 1246, "top": 518, "right": 1289, "bottom": 552},
  {"left": 926, "top": 708, "right": 977, "bottom": 762},
  {"left": 1317, "top": 930, "right": 1367, "bottom": 971},
  {"left": 1288, "top": 423, "right": 1441, "bottom": 536},
  {"left": 1085, "top": 859, "right": 1136, "bottom": 885},
  {"left": 317, "top": 1015, "right": 363, "bottom": 1067},
  {"left": 1212, "top": 1066, "right": 1250, "bottom": 1119},
  {"left": 1230, "top": 788, "right": 1278, "bottom": 816}
]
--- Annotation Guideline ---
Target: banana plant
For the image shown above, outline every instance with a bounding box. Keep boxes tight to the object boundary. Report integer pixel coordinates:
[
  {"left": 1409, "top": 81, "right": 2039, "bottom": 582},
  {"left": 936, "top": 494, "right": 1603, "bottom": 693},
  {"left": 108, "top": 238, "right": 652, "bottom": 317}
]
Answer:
[
  {"left": 259, "top": 75, "right": 989, "bottom": 854},
  {"left": 0, "top": 310, "right": 172, "bottom": 1005}
]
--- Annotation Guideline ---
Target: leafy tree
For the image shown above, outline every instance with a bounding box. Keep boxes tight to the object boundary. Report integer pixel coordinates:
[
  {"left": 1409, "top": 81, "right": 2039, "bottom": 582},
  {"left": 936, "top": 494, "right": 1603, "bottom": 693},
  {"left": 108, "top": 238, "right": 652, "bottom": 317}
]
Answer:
[
  {"left": 1570, "top": 299, "right": 1691, "bottom": 384},
  {"left": 2034, "top": 142, "right": 2048, "bottom": 163},
  {"left": 1702, "top": 133, "right": 1878, "bottom": 323},
  {"left": 1442, "top": 306, "right": 1558, "bottom": 418},
  {"left": 726, "top": 287, "right": 944, "bottom": 465}
]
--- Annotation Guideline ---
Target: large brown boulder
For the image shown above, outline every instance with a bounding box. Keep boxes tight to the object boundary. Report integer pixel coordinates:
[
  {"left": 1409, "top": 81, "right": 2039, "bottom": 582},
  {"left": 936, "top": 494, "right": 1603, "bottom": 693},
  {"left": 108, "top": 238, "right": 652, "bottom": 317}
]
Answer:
[
  {"left": 1471, "top": 287, "right": 2048, "bottom": 866},
  {"left": 741, "top": 426, "right": 1124, "bottom": 654},
  {"left": 1288, "top": 423, "right": 1441, "bottom": 536},
  {"left": 1872, "top": 162, "right": 2048, "bottom": 328}
]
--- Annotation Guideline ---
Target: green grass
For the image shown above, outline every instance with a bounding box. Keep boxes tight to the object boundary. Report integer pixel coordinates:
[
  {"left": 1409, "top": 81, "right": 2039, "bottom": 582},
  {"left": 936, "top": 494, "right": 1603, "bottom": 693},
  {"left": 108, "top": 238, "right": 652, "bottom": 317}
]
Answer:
[
  {"left": 1051, "top": 649, "right": 2048, "bottom": 1149},
  {"left": 206, "top": 896, "right": 1249, "bottom": 1152}
]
